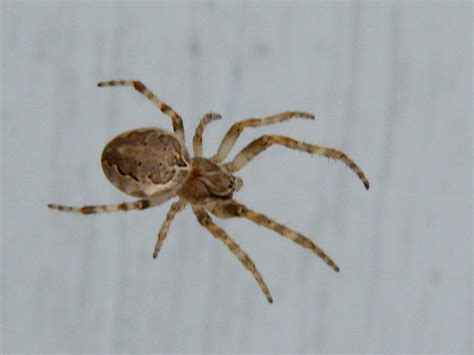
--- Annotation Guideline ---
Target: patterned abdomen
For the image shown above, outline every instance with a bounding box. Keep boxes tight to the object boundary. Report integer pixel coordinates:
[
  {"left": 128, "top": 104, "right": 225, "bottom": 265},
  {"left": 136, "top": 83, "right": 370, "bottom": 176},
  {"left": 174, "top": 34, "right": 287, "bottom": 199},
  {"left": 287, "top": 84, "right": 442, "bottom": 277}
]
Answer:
[{"left": 101, "top": 128, "right": 189, "bottom": 197}]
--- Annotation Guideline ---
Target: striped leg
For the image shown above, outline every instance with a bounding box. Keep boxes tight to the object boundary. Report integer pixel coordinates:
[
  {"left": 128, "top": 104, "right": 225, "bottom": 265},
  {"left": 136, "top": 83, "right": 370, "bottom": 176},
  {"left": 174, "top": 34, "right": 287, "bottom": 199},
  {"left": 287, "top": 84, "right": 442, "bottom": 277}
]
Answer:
[
  {"left": 223, "top": 135, "right": 370, "bottom": 190},
  {"left": 192, "top": 112, "right": 222, "bottom": 157},
  {"left": 192, "top": 206, "right": 273, "bottom": 303},
  {"left": 209, "top": 200, "right": 340, "bottom": 272},
  {"left": 212, "top": 111, "right": 314, "bottom": 163},
  {"left": 153, "top": 200, "right": 186, "bottom": 259},
  {"left": 97, "top": 80, "right": 185, "bottom": 143},
  {"left": 48, "top": 199, "right": 152, "bottom": 214}
]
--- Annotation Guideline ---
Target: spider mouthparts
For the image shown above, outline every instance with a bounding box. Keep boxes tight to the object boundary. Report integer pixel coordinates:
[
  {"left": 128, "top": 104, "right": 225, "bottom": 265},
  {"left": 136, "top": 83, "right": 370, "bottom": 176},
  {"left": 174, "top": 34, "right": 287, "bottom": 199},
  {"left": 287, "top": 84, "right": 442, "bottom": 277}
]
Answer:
[{"left": 234, "top": 176, "right": 243, "bottom": 191}]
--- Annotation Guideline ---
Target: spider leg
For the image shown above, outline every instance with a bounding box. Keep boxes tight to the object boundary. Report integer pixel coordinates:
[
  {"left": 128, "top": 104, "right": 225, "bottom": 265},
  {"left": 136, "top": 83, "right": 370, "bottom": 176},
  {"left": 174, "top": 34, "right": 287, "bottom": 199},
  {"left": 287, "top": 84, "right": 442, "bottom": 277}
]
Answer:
[
  {"left": 153, "top": 199, "right": 186, "bottom": 259},
  {"left": 211, "top": 111, "right": 314, "bottom": 163},
  {"left": 97, "top": 80, "right": 185, "bottom": 143},
  {"left": 192, "top": 206, "right": 273, "bottom": 303},
  {"left": 223, "top": 134, "right": 370, "bottom": 190},
  {"left": 208, "top": 200, "right": 340, "bottom": 272},
  {"left": 192, "top": 112, "right": 222, "bottom": 157},
  {"left": 48, "top": 198, "right": 153, "bottom": 214}
]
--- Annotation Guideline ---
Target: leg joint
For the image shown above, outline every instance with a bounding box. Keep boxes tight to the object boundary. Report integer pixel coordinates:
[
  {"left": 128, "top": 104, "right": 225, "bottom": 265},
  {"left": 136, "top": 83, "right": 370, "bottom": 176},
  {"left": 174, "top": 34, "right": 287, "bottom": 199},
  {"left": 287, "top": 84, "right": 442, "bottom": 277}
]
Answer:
[{"left": 132, "top": 81, "right": 146, "bottom": 93}]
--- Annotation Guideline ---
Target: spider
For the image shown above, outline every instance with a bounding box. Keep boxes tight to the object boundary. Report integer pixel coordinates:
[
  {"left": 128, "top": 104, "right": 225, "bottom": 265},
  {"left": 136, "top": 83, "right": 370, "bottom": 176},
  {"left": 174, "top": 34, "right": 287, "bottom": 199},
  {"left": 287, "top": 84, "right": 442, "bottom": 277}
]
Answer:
[{"left": 49, "top": 80, "right": 369, "bottom": 303}]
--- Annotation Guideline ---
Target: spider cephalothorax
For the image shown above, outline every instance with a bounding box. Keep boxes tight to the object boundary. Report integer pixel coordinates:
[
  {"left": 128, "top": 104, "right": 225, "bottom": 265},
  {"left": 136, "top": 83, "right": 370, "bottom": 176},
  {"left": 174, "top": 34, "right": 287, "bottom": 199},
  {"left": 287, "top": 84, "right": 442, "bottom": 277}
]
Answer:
[
  {"left": 178, "top": 158, "right": 243, "bottom": 203},
  {"left": 49, "top": 80, "right": 369, "bottom": 303}
]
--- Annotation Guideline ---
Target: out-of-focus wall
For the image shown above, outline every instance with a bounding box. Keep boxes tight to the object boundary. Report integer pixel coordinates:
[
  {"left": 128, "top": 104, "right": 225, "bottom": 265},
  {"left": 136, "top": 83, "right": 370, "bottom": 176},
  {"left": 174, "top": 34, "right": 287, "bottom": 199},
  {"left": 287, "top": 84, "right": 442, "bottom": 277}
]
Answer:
[{"left": 2, "top": 1, "right": 471, "bottom": 353}]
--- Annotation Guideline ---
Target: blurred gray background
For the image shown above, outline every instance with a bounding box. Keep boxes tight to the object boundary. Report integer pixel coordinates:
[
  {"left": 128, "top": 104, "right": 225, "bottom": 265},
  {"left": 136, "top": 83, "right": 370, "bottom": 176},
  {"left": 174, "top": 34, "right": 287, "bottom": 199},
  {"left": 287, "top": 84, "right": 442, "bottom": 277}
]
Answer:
[{"left": 1, "top": 1, "right": 472, "bottom": 353}]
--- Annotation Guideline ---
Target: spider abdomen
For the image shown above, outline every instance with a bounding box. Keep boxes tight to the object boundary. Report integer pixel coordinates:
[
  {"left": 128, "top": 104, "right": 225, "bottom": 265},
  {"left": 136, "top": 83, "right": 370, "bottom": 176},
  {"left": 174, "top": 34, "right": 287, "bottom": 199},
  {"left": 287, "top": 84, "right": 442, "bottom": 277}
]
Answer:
[{"left": 101, "top": 128, "right": 190, "bottom": 197}]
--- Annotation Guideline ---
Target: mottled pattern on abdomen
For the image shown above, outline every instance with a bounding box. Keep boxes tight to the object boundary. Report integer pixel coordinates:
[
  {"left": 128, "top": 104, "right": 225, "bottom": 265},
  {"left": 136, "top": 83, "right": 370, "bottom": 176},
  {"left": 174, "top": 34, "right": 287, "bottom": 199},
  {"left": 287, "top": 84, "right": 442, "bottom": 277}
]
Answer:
[{"left": 101, "top": 128, "right": 188, "bottom": 197}]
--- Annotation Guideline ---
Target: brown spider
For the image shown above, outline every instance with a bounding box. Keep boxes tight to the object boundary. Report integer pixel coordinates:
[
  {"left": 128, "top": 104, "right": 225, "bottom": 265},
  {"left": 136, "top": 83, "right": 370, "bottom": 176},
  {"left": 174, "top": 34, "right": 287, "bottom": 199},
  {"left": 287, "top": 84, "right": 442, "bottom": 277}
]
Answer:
[{"left": 48, "top": 80, "right": 369, "bottom": 303}]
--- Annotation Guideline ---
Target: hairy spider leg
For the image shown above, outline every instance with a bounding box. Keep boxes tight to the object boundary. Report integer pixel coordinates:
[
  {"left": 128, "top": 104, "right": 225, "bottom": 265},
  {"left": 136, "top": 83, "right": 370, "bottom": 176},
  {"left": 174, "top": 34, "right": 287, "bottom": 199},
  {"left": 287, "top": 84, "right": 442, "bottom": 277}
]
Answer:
[
  {"left": 193, "top": 206, "right": 273, "bottom": 303},
  {"left": 153, "top": 200, "right": 187, "bottom": 258},
  {"left": 208, "top": 200, "right": 340, "bottom": 272},
  {"left": 212, "top": 111, "right": 315, "bottom": 163},
  {"left": 193, "top": 112, "right": 222, "bottom": 157},
  {"left": 98, "top": 80, "right": 185, "bottom": 143},
  {"left": 223, "top": 135, "right": 369, "bottom": 190}
]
